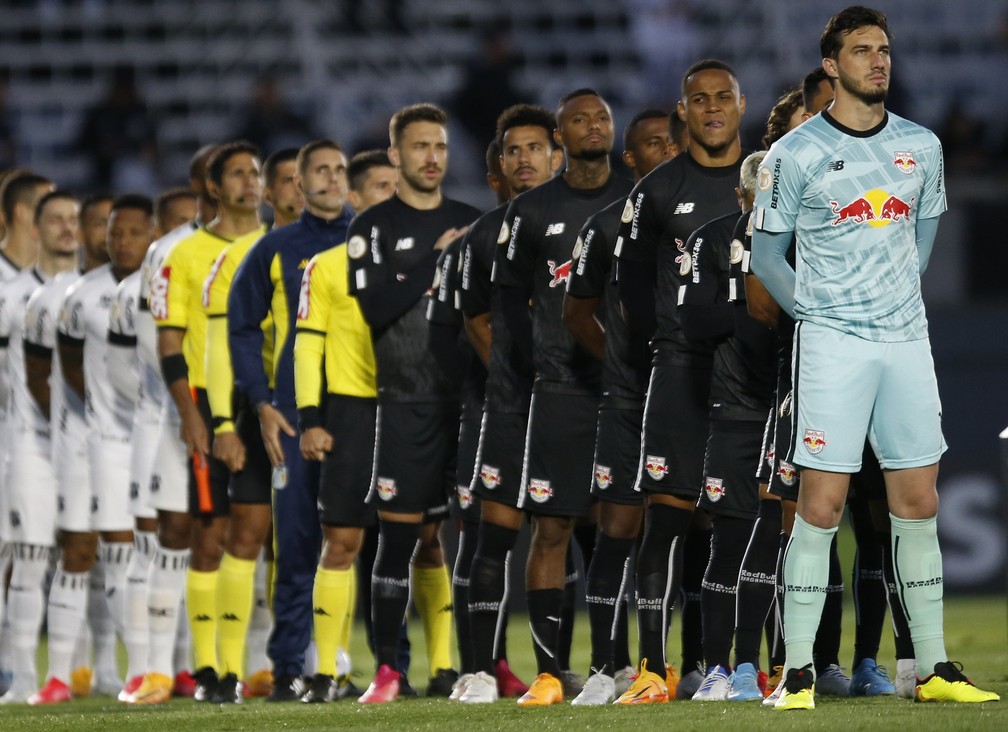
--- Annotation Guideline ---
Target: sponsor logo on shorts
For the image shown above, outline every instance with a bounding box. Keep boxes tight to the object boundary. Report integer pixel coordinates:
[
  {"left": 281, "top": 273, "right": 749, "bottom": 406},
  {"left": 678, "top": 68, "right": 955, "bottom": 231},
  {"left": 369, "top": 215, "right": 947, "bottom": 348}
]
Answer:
[
  {"left": 644, "top": 455, "right": 668, "bottom": 481},
  {"left": 527, "top": 479, "right": 553, "bottom": 503},
  {"left": 9, "top": 511, "right": 20, "bottom": 528},
  {"left": 457, "top": 484, "right": 473, "bottom": 510},
  {"left": 480, "top": 465, "right": 501, "bottom": 490},
  {"left": 803, "top": 429, "right": 827, "bottom": 454},
  {"left": 777, "top": 460, "right": 797, "bottom": 486},
  {"left": 376, "top": 477, "right": 397, "bottom": 501},
  {"left": 594, "top": 465, "right": 612, "bottom": 490},
  {"left": 705, "top": 477, "right": 725, "bottom": 502}
]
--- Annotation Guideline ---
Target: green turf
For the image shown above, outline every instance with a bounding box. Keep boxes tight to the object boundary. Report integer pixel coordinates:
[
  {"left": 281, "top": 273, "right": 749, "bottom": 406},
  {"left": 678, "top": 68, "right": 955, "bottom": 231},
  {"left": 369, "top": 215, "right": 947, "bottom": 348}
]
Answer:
[{"left": 2, "top": 594, "right": 1006, "bottom": 730}]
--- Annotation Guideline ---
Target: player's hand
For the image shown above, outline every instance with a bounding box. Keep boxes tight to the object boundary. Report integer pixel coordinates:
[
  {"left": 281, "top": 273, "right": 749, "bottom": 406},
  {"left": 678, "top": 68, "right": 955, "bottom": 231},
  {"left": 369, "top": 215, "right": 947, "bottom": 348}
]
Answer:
[
  {"left": 300, "top": 427, "right": 333, "bottom": 462},
  {"left": 180, "top": 407, "right": 210, "bottom": 461},
  {"left": 434, "top": 226, "right": 468, "bottom": 251},
  {"left": 259, "top": 403, "right": 297, "bottom": 467},
  {"left": 213, "top": 431, "right": 246, "bottom": 473}
]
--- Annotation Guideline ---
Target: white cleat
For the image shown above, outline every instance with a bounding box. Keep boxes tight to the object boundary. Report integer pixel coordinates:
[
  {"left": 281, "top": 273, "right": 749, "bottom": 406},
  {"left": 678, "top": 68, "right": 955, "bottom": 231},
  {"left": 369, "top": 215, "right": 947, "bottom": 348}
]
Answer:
[
  {"left": 692, "top": 664, "right": 730, "bottom": 701},
  {"left": 458, "top": 671, "right": 499, "bottom": 704},
  {"left": 763, "top": 682, "right": 783, "bottom": 707},
  {"left": 571, "top": 670, "right": 615, "bottom": 706},
  {"left": 613, "top": 666, "right": 636, "bottom": 697},
  {"left": 894, "top": 658, "right": 916, "bottom": 700},
  {"left": 449, "top": 673, "right": 475, "bottom": 701}
]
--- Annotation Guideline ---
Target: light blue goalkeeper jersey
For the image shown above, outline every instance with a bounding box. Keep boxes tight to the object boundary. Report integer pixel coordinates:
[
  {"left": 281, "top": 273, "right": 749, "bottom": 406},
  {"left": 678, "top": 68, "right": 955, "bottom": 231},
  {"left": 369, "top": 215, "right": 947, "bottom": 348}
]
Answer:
[{"left": 753, "top": 110, "right": 944, "bottom": 342}]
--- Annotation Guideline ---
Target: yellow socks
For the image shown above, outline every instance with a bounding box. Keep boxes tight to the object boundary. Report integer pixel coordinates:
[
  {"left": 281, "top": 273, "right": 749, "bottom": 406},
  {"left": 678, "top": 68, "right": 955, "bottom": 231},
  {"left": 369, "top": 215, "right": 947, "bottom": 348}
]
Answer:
[
  {"left": 313, "top": 567, "right": 352, "bottom": 677},
  {"left": 412, "top": 565, "right": 454, "bottom": 676},
  {"left": 216, "top": 553, "right": 256, "bottom": 677},
  {"left": 186, "top": 568, "right": 219, "bottom": 673}
]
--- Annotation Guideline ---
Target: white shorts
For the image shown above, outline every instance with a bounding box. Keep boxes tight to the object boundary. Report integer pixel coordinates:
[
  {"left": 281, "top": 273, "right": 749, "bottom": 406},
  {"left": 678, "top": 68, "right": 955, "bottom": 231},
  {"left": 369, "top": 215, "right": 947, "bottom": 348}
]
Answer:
[
  {"left": 55, "top": 415, "right": 92, "bottom": 533},
  {"left": 149, "top": 416, "right": 189, "bottom": 514},
  {"left": 129, "top": 405, "right": 162, "bottom": 520},
  {"left": 790, "top": 321, "right": 947, "bottom": 472},
  {"left": 0, "top": 412, "right": 9, "bottom": 543},
  {"left": 90, "top": 437, "right": 135, "bottom": 532},
  {"left": 5, "top": 438, "right": 57, "bottom": 546}
]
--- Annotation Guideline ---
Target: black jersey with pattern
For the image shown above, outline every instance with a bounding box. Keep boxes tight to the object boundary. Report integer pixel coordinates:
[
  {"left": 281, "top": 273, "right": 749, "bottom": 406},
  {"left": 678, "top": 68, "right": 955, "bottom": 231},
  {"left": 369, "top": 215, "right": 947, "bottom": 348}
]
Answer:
[
  {"left": 494, "top": 173, "right": 633, "bottom": 394},
  {"left": 347, "top": 195, "right": 481, "bottom": 402},
  {"left": 566, "top": 197, "right": 650, "bottom": 403},
  {"left": 681, "top": 210, "right": 776, "bottom": 421},
  {"left": 615, "top": 153, "right": 743, "bottom": 364}
]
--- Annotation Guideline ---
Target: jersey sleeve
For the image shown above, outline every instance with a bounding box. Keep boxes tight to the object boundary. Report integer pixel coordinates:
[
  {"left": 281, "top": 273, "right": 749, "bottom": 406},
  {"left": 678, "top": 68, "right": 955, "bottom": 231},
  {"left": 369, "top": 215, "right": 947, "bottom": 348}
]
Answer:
[
  {"left": 460, "top": 229, "right": 491, "bottom": 317},
  {"left": 24, "top": 288, "right": 55, "bottom": 352},
  {"left": 753, "top": 144, "right": 803, "bottom": 234},
  {"left": 680, "top": 226, "right": 724, "bottom": 308},
  {"left": 426, "top": 242, "right": 462, "bottom": 327},
  {"left": 566, "top": 216, "right": 609, "bottom": 299},
  {"left": 917, "top": 133, "right": 946, "bottom": 220},
  {"left": 493, "top": 199, "right": 535, "bottom": 289},
  {"left": 152, "top": 247, "right": 189, "bottom": 329},
  {"left": 228, "top": 239, "right": 274, "bottom": 407},
  {"left": 106, "top": 291, "right": 140, "bottom": 405},
  {"left": 57, "top": 287, "right": 86, "bottom": 345},
  {"left": 293, "top": 255, "right": 329, "bottom": 422},
  {"left": 613, "top": 184, "right": 658, "bottom": 264}
]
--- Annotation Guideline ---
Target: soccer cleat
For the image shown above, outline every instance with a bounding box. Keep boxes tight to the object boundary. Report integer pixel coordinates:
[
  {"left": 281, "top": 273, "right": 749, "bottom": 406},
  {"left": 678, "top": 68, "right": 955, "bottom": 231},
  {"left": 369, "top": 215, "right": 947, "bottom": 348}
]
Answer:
[
  {"left": 665, "top": 664, "right": 680, "bottom": 694},
  {"left": 28, "top": 677, "right": 72, "bottom": 705},
  {"left": 448, "top": 672, "right": 474, "bottom": 701},
  {"left": 335, "top": 674, "right": 363, "bottom": 699},
  {"left": 192, "top": 666, "right": 219, "bottom": 702},
  {"left": 571, "top": 669, "right": 615, "bottom": 706},
  {"left": 398, "top": 672, "right": 420, "bottom": 698},
  {"left": 915, "top": 661, "right": 1000, "bottom": 703},
  {"left": 516, "top": 672, "right": 563, "bottom": 706},
  {"left": 173, "top": 670, "right": 197, "bottom": 697},
  {"left": 757, "top": 668, "right": 769, "bottom": 695},
  {"left": 774, "top": 665, "right": 815, "bottom": 711},
  {"left": 459, "top": 671, "right": 499, "bottom": 704},
  {"left": 496, "top": 659, "right": 529, "bottom": 698},
  {"left": 764, "top": 664, "right": 783, "bottom": 697},
  {"left": 727, "top": 662, "right": 763, "bottom": 702},
  {"left": 267, "top": 673, "right": 307, "bottom": 702},
  {"left": 814, "top": 663, "right": 850, "bottom": 697},
  {"left": 558, "top": 669, "right": 584, "bottom": 698},
  {"left": 117, "top": 674, "right": 145, "bottom": 703},
  {"left": 70, "top": 666, "right": 93, "bottom": 698},
  {"left": 762, "top": 680, "right": 783, "bottom": 707},
  {"left": 212, "top": 673, "right": 243, "bottom": 704},
  {"left": 244, "top": 668, "right": 273, "bottom": 698},
  {"left": 676, "top": 665, "right": 705, "bottom": 699},
  {"left": 427, "top": 668, "right": 459, "bottom": 697},
  {"left": 613, "top": 659, "right": 668, "bottom": 705},
  {"left": 849, "top": 658, "right": 895, "bottom": 696},
  {"left": 613, "top": 666, "right": 636, "bottom": 697},
  {"left": 94, "top": 671, "right": 125, "bottom": 697},
  {"left": 692, "top": 664, "right": 730, "bottom": 701},
  {"left": 129, "top": 672, "right": 173, "bottom": 704},
  {"left": 0, "top": 686, "right": 32, "bottom": 704},
  {"left": 358, "top": 664, "right": 400, "bottom": 704},
  {"left": 302, "top": 673, "right": 339, "bottom": 703},
  {"left": 894, "top": 659, "right": 916, "bottom": 699}
]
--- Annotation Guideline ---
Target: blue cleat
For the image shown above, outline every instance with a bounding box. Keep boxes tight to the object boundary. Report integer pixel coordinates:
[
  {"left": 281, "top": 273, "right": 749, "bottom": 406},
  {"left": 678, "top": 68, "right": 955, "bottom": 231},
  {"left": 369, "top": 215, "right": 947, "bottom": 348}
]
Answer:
[
  {"left": 727, "top": 662, "right": 763, "bottom": 702},
  {"left": 849, "top": 658, "right": 895, "bottom": 696}
]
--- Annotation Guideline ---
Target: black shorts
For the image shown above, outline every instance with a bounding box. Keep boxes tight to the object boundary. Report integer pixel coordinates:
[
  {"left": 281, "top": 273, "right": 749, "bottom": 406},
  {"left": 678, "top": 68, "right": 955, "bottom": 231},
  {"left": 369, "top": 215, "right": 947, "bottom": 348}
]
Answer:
[
  {"left": 591, "top": 401, "right": 644, "bottom": 506},
  {"left": 849, "top": 441, "right": 886, "bottom": 502},
  {"left": 368, "top": 401, "right": 458, "bottom": 517},
  {"left": 319, "top": 394, "right": 378, "bottom": 527},
  {"left": 471, "top": 409, "right": 528, "bottom": 509},
  {"left": 517, "top": 387, "right": 598, "bottom": 518},
  {"left": 767, "top": 368, "right": 800, "bottom": 502},
  {"left": 193, "top": 388, "right": 232, "bottom": 518},
  {"left": 451, "top": 405, "right": 482, "bottom": 523},
  {"left": 638, "top": 363, "right": 711, "bottom": 499},
  {"left": 698, "top": 419, "right": 764, "bottom": 520},
  {"left": 229, "top": 398, "right": 271, "bottom": 505},
  {"left": 755, "top": 406, "right": 774, "bottom": 484}
]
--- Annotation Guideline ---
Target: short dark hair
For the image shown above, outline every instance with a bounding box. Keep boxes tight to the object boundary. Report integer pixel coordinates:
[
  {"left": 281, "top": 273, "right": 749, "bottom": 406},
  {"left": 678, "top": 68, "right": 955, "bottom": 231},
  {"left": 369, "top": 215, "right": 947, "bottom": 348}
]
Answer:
[
  {"left": 820, "top": 6, "right": 892, "bottom": 59},
  {"left": 556, "top": 88, "right": 603, "bottom": 124},
  {"left": 262, "top": 147, "right": 299, "bottom": 187},
  {"left": 33, "top": 190, "right": 77, "bottom": 224},
  {"left": 2, "top": 171, "right": 51, "bottom": 224},
  {"left": 296, "top": 139, "right": 344, "bottom": 179},
  {"left": 189, "top": 144, "right": 219, "bottom": 183},
  {"left": 79, "top": 192, "right": 113, "bottom": 223},
  {"left": 389, "top": 103, "right": 448, "bottom": 146},
  {"left": 485, "top": 138, "right": 502, "bottom": 178},
  {"left": 495, "top": 103, "right": 555, "bottom": 152},
  {"left": 681, "top": 59, "right": 737, "bottom": 99},
  {"left": 347, "top": 149, "right": 393, "bottom": 192},
  {"left": 623, "top": 109, "right": 669, "bottom": 151},
  {"left": 111, "top": 193, "right": 154, "bottom": 218},
  {"left": 670, "top": 113, "right": 688, "bottom": 150},
  {"left": 801, "top": 67, "right": 832, "bottom": 110},
  {"left": 155, "top": 187, "right": 197, "bottom": 225},
  {"left": 763, "top": 87, "right": 804, "bottom": 149},
  {"left": 206, "top": 141, "right": 260, "bottom": 187}
]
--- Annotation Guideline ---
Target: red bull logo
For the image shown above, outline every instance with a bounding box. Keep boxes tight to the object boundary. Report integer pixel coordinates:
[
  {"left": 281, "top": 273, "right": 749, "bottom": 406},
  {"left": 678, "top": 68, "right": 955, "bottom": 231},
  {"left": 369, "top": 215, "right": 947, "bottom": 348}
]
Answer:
[
  {"left": 802, "top": 430, "right": 827, "bottom": 455},
  {"left": 777, "top": 460, "right": 797, "bottom": 486},
  {"left": 594, "top": 465, "right": 612, "bottom": 491},
  {"left": 376, "top": 477, "right": 397, "bottom": 501},
  {"left": 480, "top": 465, "right": 501, "bottom": 490},
  {"left": 705, "top": 477, "right": 725, "bottom": 502},
  {"left": 893, "top": 151, "right": 917, "bottom": 176},
  {"left": 766, "top": 445, "right": 775, "bottom": 469},
  {"left": 674, "top": 238, "right": 691, "bottom": 276},
  {"left": 547, "top": 259, "right": 572, "bottom": 288},
  {"left": 830, "top": 190, "right": 915, "bottom": 228},
  {"left": 527, "top": 479, "right": 553, "bottom": 504},
  {"left": 645, "top": 455, "right": 668, "bottom": 481},
  {"left": 457, "top": 484, "right": 473, "bottom": 510}
]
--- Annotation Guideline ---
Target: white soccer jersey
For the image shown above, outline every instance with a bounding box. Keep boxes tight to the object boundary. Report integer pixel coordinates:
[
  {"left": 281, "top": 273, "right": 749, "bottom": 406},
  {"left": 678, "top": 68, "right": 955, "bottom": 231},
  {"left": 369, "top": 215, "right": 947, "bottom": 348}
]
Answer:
[
  {"left": 0, "top": 251, "right": 22, "bottom": 414},
  {"left": 0, "top": 267, "right": 50, "bottom": 451},
  {"left": 108, "top": 270, "right": 142, "bottom": 406},
  {"left": 59, "top": 264, "right": 133, "bottom": 441}
]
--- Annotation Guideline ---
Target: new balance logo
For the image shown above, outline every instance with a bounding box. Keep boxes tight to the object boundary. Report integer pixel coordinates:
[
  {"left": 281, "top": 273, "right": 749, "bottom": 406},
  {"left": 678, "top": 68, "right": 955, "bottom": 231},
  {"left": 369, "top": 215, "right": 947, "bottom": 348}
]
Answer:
[
  {"left": 394, "top": 237, "right": 414, "bottom": 251},
  {"left": 827, "top": 160, "right": 845, "bottom": 172},
  {"left": 673, "top": 202, "right": 694, "bottom": 215},
  {"left": 545, "top": 223, "right": 565, "bottom": 236}
]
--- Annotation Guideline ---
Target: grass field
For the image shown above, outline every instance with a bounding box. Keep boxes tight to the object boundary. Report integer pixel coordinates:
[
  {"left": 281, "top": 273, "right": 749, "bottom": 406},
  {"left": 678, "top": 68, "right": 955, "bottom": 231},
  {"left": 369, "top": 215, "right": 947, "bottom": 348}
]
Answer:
[{"left": 1, "top": 594, "right": 1006, "bottom": 731}]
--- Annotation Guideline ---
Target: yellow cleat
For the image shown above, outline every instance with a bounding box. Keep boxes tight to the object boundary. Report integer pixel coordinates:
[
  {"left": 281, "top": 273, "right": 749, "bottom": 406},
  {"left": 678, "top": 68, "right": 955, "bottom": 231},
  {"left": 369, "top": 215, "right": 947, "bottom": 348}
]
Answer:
[
  {"left": 915, "top": 662, "right": 1000, "bottom": 703},
  {"left": 774, "top": 665, "right": 815, "bottom": 711},
  {"left": 613, "top": 659, "right": 668, "bottom": 705},
  {"left": 664, "top": 664, "right": 679, "bottom": 696},
  {"left": 129, "top": 672, "right": 173, "bottom": 705},
  {"left": 70, "top": 666, "right": 92, "bottom": 698},
  {"left": 516, "top": 673, "right": 564, "bottom": 706}
]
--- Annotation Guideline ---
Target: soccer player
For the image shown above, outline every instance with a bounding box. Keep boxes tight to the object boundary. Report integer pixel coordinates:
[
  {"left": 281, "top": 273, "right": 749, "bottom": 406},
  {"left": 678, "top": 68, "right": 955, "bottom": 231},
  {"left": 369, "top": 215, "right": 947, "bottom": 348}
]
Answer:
[
  {"left": 152, "top": 188, "right": 197, "bottom": 239},
  {"left": 491, "top": 89, "right": 632, "bottom": 707},
  {"left": 613, "top": 59, "right": 747, "bottom": 704},
  {"left": 0, "top": 191, "right": 79, "bottom": 702},
  {"left": 229, "top": 139, "right": 354, "bottom": 702},
  {"left": 752, "top": 5, "right": 998, "bottom": 709},
  {"left": 347, "top": 103, "right": 480, "bottom": 704},
  {"left": 561, "top": 110, "right": 675, "bottom": 705}
]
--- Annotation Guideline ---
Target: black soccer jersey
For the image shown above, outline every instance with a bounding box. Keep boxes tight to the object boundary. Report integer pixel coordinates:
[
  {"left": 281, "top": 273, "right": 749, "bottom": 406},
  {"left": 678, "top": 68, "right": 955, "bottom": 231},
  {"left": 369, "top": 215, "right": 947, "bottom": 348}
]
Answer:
[
  {"left": 681, "top": 211, "right": 776, "bottom": 421},
  {"left": 566, "top": 197, "right": 650, "bottom": 403},
  {"left": 459, "top": 204, "right": 532, "bottom": 414},
  {"left": 347, "top": 194, "right": 481, "bottom": 402},
  {"left": 615, "top": 153, "right": 743, "bottom": 363},
  {"left": 494, "top": 173, "right": 633, "bottom": 393},
  {"left": 738, "top": 218, "right": 797, "bottom": 371}
]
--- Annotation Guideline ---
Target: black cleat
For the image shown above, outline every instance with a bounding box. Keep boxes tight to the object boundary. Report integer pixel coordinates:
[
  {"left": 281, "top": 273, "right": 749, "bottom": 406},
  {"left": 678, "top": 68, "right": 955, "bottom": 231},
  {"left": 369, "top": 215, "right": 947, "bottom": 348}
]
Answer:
[
  {"left": 266, "top": 673, "right": 306, "bottom": 702},
  {"left": 398, "top": 672, "right": 420, "bottom": 698},
  {"left": 212, "top": 673, "right": 243, "bottom": 704},
  {"left": 302, "top": 673, "right": 339, "bottom": 703},
  {"left": 426, "top": 668, "right": 459, "bottom": 697},
  {"left": 192, "top": 666, "right": 218, "bottom": 703}
]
